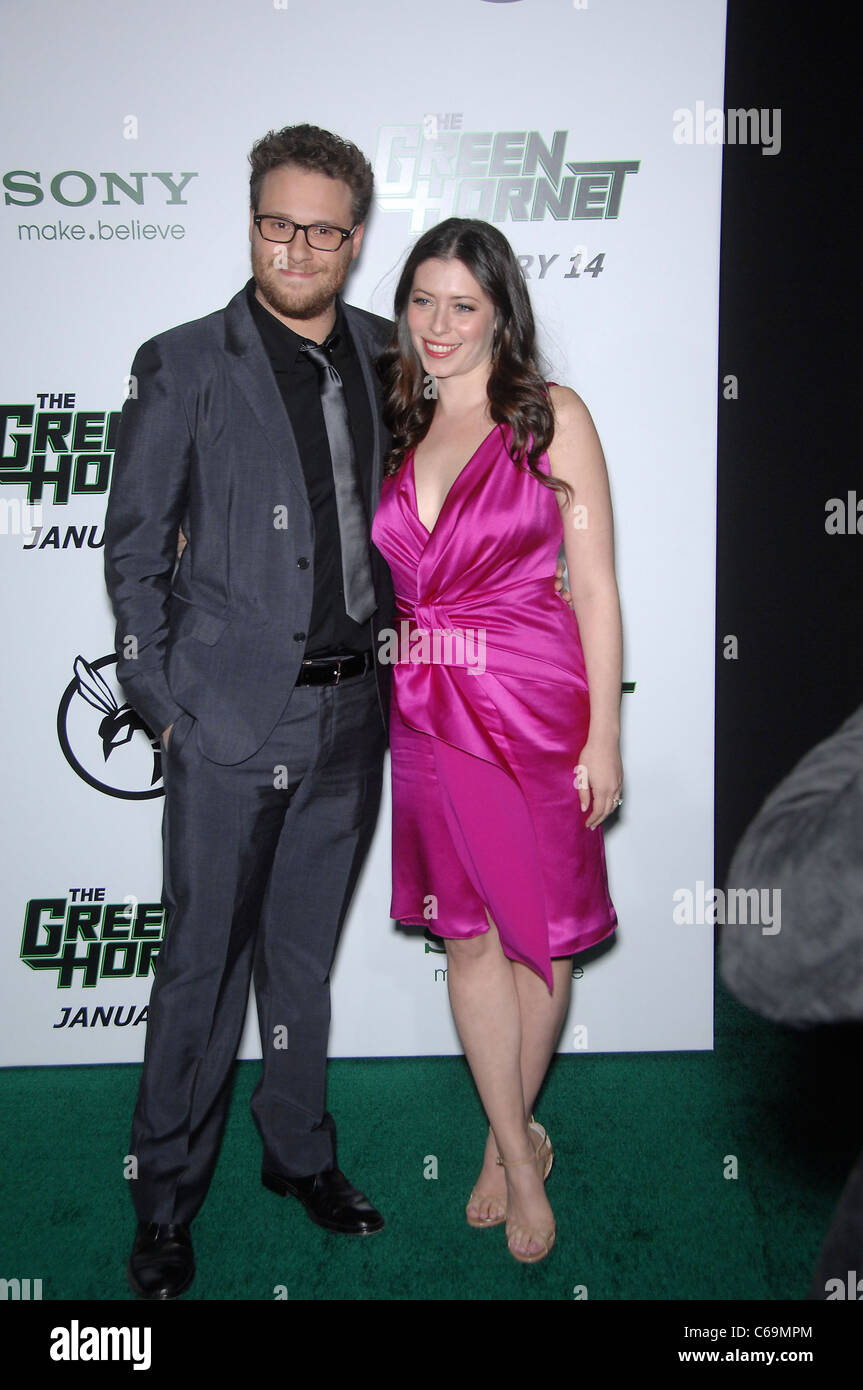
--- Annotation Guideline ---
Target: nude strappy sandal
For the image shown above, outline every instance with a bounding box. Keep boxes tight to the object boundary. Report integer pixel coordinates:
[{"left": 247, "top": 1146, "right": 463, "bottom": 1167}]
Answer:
[
  {"left": 465, "top": 1117, "right": 553, "bottom": 1229},
  {"left": 497, "top": 1127, "right": 557, "bottom": 1264}
]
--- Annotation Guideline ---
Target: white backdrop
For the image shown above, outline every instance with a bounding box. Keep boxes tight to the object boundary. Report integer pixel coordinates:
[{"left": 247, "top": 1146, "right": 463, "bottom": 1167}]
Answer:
[{"left": 0, "top": 0, "right": 726, "bottom": 1064}]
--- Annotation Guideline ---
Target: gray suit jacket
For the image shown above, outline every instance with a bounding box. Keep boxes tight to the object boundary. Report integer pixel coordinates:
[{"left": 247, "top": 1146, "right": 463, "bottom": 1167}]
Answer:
[{"left": 104, "top": 281, "right": 395, "bottom": 765}]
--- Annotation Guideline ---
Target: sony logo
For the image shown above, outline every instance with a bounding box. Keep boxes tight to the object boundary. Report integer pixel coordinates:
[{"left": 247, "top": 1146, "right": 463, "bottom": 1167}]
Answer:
[{"left": 3, "top": 170, "right": 197, "bottom": 206}]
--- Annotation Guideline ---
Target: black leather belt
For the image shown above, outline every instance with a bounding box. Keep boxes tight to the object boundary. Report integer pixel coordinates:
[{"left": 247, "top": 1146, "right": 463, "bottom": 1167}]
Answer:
[{"left": 295, "top": 651, "right": 374, "bottom": 687}]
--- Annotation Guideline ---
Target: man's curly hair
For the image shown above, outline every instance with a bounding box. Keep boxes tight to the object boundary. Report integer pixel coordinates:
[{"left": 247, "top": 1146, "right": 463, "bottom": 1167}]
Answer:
[{"left": 248, "top": 124, "right": 374, "bottom": 226}]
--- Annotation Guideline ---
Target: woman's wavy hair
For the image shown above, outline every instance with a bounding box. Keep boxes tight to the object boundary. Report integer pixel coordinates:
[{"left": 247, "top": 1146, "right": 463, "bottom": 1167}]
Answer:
[{"left": 379, "top": 218, "right": 568, "bottom": 500}]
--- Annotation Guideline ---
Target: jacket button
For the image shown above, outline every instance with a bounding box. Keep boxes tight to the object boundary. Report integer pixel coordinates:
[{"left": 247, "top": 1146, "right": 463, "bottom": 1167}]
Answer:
[
  {"left": 297, "top": 556, "right": 309, "bottom": 569},
  {"left": 293, "top": 631, "right": 306, "bottom": 642}
]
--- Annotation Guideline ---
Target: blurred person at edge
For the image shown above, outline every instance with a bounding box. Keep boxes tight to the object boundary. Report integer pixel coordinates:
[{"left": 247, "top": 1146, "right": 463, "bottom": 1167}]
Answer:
[{"left": 721, "top": 701, "right": 863, "bottom": 1298}]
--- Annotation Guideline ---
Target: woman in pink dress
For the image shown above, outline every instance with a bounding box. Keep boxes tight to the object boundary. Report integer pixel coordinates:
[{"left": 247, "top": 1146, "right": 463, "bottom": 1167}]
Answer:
[{"left": 371, "top": 218, "right": 623, "bottom": 1263}]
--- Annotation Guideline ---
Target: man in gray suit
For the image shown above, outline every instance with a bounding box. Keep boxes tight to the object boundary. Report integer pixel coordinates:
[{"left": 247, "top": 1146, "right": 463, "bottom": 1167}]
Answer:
[{"left": 104, "top": 125, "right": 394, "bottom": 1299}]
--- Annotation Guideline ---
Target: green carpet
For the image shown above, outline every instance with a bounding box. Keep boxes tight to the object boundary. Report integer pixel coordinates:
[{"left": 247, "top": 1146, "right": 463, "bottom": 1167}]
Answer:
[{"left": 1, "top": 980, "right": 859, "bottom": 1301}]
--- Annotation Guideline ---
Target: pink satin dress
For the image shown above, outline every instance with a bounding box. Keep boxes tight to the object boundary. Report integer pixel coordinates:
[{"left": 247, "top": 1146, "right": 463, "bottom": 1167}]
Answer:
[{"left": 371, "top": 421, "right": 617, "bottom": 989}]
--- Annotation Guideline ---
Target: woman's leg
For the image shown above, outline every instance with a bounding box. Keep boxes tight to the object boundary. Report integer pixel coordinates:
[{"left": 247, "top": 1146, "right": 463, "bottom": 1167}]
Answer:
[
  {"left": 514, "top": 955, "right": 574, "bottom": 1114},
  {"left": 466, "top": 946, "right": 572, "bottom": 1225},
  {"left": 446, "top": 919, "right": 557, "bottom": 1256}
]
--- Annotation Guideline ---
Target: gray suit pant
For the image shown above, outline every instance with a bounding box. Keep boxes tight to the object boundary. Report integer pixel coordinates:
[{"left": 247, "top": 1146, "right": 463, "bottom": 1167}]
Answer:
[{"left": 128, "top": 668, "right": 385, "bottom": 1225}]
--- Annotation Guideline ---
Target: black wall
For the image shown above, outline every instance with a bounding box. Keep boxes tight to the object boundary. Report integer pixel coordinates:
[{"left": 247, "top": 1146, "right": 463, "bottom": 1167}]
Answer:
[{"left": 717, "top": 0, "right": 861, "bottom": 881}]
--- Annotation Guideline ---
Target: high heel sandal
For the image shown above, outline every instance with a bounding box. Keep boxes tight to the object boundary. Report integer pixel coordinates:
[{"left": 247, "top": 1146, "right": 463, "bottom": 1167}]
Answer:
[
  {"left": 465, "top": 1158, "right": 507, "bottom": 1229},
  {"left": 497, "top": 1129, "right": 557, "bottom": 1264},
  {"left": 518, "top": 1118, "right": 554, "bottom": 1183},
  {"left": 465, "top": 1116, "right": 553, "bottom": 1230}
]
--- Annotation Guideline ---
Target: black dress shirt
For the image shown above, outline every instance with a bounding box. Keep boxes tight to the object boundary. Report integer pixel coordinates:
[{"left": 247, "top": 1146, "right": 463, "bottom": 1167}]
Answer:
[{"left": 246, "top": 278, "right": 374, "bottom": 657}]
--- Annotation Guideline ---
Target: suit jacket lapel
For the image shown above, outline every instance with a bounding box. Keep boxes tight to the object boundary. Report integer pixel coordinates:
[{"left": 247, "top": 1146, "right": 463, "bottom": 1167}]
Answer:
[
  {"left": 222, "top": 284, "right": 390, "bottom": 521},
  {"left": 223, "top": 283, "right": 311, "bottom": 514}
]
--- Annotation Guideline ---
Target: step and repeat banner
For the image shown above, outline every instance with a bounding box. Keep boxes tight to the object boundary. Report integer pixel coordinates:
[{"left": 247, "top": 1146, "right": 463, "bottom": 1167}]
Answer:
[{"left": 1, "top": 0, "right": 726, "bottom": 1064}]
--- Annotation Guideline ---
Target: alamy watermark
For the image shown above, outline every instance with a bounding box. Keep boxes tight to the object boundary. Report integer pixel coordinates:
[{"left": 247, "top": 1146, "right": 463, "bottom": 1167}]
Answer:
[
  {"left": 673, "top": 102, "right": 781, "bottom": 156},
  {"left": 378, "top": 621, "right": 487, "bottom": 675},
  {"left": 49, "top": 1321, "right": 151, "bottom": 1370},
  {"left": 672, "top": 880, "right": 781, "bottom": 934},
  {"left": 1, "top": 497, "right": 43, "bottom": 537}
]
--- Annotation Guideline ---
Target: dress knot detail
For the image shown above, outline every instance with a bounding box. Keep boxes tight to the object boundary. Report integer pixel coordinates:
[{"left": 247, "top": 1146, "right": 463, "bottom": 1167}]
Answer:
[{"left": 413, "top": 600, "right": 451, "bottom": 632}]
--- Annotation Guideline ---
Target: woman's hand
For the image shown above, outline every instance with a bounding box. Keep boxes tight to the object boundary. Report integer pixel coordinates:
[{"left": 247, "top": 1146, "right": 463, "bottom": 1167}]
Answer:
[
  {"left": 554, "top": 554, "right": 573, "bottom": 609},
  {"left": 575, "top": 735, "right": 623, "bottom": 829}
]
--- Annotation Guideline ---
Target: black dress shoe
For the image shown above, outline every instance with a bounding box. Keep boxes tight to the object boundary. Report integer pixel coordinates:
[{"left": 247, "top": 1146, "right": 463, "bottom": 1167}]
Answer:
[
  {"left": 127, "top": 1221, "right": 195, "bottom": 1299},
  {"left": 262, "top": 1166, "right": 385, "bottom": 1235}
]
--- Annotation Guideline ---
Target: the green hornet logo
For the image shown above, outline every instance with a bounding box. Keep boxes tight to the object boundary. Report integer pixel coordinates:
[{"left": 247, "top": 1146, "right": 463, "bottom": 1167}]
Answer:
[
  {"left": 21, "top": 893, "right": 166, "bottom": 987},
  {"left": 374, "top": 126, "right": 638, "bottom": 231},
  {"left": 1, "top": 396, "right": 120, "bottom": 504}
]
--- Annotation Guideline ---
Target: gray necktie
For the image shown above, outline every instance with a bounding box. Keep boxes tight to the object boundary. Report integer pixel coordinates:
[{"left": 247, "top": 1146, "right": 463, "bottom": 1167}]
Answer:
[{"left": 301, "top": 337, "right": 377, "bottom": 625}]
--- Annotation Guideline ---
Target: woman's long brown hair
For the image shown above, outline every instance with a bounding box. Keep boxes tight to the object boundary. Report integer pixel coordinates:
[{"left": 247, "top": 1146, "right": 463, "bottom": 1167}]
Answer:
[{"left": 378, "top": 218, "right": 570, "bottom": 502}]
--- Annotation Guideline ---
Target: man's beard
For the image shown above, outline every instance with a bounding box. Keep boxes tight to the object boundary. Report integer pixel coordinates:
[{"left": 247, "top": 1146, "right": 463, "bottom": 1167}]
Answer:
[{"left": 251, "top": 242, "right": 350, "bottom": 321}]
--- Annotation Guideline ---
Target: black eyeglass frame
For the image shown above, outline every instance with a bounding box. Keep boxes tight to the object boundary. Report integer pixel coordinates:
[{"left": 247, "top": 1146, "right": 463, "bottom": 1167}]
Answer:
[{"left": 253, "top": 214, "right": 357, "bottom": 251}]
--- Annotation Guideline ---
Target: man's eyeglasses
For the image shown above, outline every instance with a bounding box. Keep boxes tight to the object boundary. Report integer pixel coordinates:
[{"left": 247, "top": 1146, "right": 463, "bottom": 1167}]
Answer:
[{"left": 253, "top": 214, "right": 356, "bottom": 252}]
